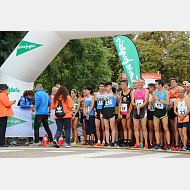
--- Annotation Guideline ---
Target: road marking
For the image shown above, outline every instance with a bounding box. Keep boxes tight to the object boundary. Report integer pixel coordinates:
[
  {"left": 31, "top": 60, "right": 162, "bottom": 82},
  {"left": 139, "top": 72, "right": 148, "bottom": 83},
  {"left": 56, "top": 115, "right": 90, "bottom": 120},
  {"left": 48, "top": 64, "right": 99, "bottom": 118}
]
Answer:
[
  {"left": 45, "top": 150, "right": 143, "bottom": 158},
  {"left": 126, "top": 152, "right": 181, "bottom": 158},
  {"left": 0, "top": 150, "right": 23, "bottom": 152},
  {"left": 45, "top": 151, "right": 75, "bottom": 153}
]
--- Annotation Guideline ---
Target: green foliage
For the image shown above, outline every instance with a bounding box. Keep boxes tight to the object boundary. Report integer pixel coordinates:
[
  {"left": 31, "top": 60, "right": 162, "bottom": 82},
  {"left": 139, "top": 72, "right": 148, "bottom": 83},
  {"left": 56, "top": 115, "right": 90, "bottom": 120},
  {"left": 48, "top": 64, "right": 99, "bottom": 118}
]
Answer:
[
  {"left": 34, "top": 38, "right": 113, "bottom": 95},
  {"left": 0, "top": 31, "right": 27, "bottom": 67}
]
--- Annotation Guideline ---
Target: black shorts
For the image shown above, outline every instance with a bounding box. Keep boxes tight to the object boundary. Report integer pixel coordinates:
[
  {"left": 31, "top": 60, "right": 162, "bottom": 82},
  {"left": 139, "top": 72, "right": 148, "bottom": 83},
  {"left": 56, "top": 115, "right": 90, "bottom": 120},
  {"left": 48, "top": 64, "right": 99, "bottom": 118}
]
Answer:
[
  {"left": 115, "top": 114, "right": 118, "bottom": 120},
  {"left": 153, "top": 108, "right": 168, "bottom": 119},
  {"left": 133, "top": 108, "right": 147, "bottom": 120},
  {"left": 72, "top": 112, "right": 79, "bottom": 117},
  {"left": 95, "top": 109, "right": 102, "bottom": 120},
  {"left": 103, "top": 107, "right": 115, "bottom": 119},
  {"left": 169, "top": 109, "right": 177, "bottom": 119},
  {"left": 147, "top": 110, "right": 154, "bottom": 121},
  {"left": 80, "top": 114, "right": 84, "bottom": 123}
]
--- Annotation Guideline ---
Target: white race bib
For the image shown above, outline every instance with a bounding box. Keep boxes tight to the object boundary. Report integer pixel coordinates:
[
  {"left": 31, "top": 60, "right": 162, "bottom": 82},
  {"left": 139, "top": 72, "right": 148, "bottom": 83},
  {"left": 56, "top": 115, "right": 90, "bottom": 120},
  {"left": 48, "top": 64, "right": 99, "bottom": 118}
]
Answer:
[
  {"left": 85, "top": 104, "right": 90, "bottom": 112},
  {"left": 105, "top": 97, "right": 113, "bottom": 106},
  {"left": 148, "top": 103, "right": 155, "bottom": 111},
  {"left": 98, "top": 98, "right": 104, "bottom": 105},
  {"left": 135, "top": 99, "right": 143, "bottom": 107},
  {"left": 121, "top": 104, "right": 128, "bottom": 112},
  {"left": 155, "top": 101, "right": 163, "bottom": 109},
  {"left": 178, "top": 107, "right": 187, "bottom": 115}
]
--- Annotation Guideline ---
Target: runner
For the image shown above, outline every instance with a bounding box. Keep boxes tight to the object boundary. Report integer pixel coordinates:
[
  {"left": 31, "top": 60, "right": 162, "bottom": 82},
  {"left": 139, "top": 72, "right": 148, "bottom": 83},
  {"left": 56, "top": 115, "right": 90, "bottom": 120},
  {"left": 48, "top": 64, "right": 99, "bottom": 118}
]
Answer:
[
  {"left": 185, "top": 83, "right": 190, "bottom": 147},
  {"left": 174, "top": 87, "right": 190, "bottom": 151},
  {"left": 80, "top": 89, "right": 87, "bottom": 145},
  {"left": 147, "top": 83, "right": 156, "bottom": 148},
  {"left": 164, "top": 83, "right": 171, "bottom": 91},
  {"left": 151, "top": 80, "right": 171, "bottom": 150},
  {"left": 100, "top": 82, "right": 117, "bottom": 146},
  {"left": 71, "top": 89, "right": 81, "bottom": 145},
  {"left": 182, "top": 81, "right": 189, "bottom": 97},
  {"left": 82, "top": 86, "right": 95, "bottom": 145},
  {"left": 115, "top": 87, "right": 122, "bottom": 147},
  {"left": 118, "top": 80, "right": 133, "bottom": 147},
  {"left": 168, "top": 78, "right": 180, "bottom": 150},
  {"left": 131, "top": 79, "right": 149, "bottom": 149},
  {"left": 94, "top": 82, "right": 106, "bottom": 146}
]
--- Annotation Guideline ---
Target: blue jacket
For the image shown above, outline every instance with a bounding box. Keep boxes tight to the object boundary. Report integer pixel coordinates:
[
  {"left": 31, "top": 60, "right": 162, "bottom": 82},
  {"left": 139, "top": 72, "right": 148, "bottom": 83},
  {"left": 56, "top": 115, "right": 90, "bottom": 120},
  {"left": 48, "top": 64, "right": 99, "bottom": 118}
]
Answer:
[
  {"left": 20, "top": 96, "right": 32, "bottom": 108},
  {"left": 34, "top": 89, "right": 51, "bottom": 115}
]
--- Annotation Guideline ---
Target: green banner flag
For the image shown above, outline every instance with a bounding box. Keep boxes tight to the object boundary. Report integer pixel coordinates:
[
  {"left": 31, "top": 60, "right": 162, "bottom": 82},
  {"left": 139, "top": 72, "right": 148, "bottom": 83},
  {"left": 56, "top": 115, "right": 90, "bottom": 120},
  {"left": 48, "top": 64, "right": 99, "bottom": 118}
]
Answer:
[{"left": 113, "top": 36, "right": 141, "bottom": 87}]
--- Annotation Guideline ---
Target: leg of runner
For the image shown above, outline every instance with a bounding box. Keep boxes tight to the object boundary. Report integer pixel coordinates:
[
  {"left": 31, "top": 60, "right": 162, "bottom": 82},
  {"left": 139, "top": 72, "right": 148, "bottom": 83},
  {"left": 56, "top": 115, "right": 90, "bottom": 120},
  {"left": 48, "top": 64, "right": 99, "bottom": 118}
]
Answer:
[
  {"left": 101, "top": 119, "right": 106, "bottom": 145},
  {"left": 174, "top": 117, "right": 179, "bottom": 147},
  {"left": 127, "top": 117, "right": 132, "bottom": 146},
  {"left": 115, "top": 122, "right": 118, "bottom": 146},
  {"left": 162, "top": 116, "right": 171, "bottom": 149},
  {"left": 141, "top": 117, "right": 148, "bottom": 148},
  {"left": 133, "top": 119, "right": 140, "bottom": 148},
  {"left": 169, "top": 118, "right": 175, "bottom": 148},
  {"left": 94, "top": 118, "right": 101, "bottom": 146},
  {"left": 121, "top": 118, "right": 128, "bottom": 146},
  {"left": 71, "top": 118, "right": 75, "bottom": 143},
  {"left": 152, "top": 117, "right": 160, "bottom": 149},
  {"left": 183, "top": 127, "right": 188, "bottom": 149},
  {"left": 109, "top": 117, "right": 116, "bottom": 145},
  {"left": 73, "top": 116, "right": 79, "bottom": 145},
  {"left": 148, "top": 120, "right": 154, "bottom": 146},
  {"left": 104, "top": 119, "right": 110, "bottom": 145},
  {"left": 178, "top": 128, "right": 184, "bottom": 147},
  {"left": 139, "top": 124, "right": 144, "bottom": 148},
  {"left": 82, "top": 119, "right": 87, "bottom": 144}
]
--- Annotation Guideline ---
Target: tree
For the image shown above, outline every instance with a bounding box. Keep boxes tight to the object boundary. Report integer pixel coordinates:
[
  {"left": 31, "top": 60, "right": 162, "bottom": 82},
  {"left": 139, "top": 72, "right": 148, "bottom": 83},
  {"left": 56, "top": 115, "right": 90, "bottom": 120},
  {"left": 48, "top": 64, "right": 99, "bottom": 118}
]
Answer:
[{"left": 0, "top": 31, "right": 27, "bottom": 67}]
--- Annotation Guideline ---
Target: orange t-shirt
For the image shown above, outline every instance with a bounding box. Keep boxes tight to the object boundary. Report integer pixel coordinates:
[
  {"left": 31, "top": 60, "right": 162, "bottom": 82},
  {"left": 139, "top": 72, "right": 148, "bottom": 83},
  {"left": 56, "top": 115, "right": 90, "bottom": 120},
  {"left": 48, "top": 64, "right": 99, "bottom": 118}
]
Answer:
[
  {"left": 169, "top": 88, "right": 179, "bottom": 109},
  {"left": 51, "top": 95, "right": 74, "bottom": 119}
]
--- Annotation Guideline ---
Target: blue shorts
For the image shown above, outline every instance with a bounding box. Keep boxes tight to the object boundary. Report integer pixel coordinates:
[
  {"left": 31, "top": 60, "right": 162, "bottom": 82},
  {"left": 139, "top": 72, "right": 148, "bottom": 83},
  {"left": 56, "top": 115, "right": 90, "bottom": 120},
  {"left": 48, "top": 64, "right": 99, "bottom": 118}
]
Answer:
[{"left": 177, "top": 122, "right": 189, "bottom": 128}]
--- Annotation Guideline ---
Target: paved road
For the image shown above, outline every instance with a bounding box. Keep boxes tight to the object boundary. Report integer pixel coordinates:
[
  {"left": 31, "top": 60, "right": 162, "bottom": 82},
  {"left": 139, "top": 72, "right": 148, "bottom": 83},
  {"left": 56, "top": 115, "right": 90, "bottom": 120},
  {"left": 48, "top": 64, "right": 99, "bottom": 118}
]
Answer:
[{"left": 1, "top": 145, "right": 190, "bottom": 158}]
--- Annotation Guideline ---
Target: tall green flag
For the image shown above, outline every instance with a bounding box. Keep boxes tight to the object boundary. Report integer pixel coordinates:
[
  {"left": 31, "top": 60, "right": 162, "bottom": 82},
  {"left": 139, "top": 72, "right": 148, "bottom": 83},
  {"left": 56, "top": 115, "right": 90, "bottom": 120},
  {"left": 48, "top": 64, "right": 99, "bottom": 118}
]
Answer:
[{"left": 113, "top": 35, "right": 141, "bottom": 87}]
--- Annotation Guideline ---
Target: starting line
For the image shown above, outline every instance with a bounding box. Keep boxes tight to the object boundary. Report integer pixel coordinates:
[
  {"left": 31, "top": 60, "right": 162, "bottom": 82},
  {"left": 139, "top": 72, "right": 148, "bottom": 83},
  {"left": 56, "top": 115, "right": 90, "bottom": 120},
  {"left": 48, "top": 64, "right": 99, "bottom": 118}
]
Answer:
[{"left": 71, "top": 145, "right": 190, "bottom": 154}]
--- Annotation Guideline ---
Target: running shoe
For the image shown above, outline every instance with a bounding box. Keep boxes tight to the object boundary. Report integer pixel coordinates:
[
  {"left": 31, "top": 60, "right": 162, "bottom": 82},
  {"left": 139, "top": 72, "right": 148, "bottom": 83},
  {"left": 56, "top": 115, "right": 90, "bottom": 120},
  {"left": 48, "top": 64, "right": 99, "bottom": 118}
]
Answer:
[
  {"left": 10, "top": 140, "right": 18, "bottom": 146},
  {"left": 90, "top": 141, "right": 94, "bottom": 146},
  {"left": 153, "top": 143, "right": 156, "bottom": 148},
  {"left": 152, "top": 144, "right": 161, "bottom": 150},
  {"left": 171, "top": 144, "right": 175, "bottom": 150},
  {"left": 174, "top": 146, "right": 181, "bottom": 151},
  {"left": 164, "top": 144, "right": 167, "bottom": 149},
  {"left": 46, "top": 141, "right": 54, "bottom": 147},
  {"left": 144, "top": 144, "right": 148, "bottom": 149},
  {"left": 133, "top": 143, "right": 140, "bottom": 148},
  {"left": 71, "top": 141, "right": 77, "bottom": 146},
  {"left": 114, "top": 142, "right": 119, "bottom": 147},
  {"left": 149, "top": 144, "right": 153, "bottom": 149},
  {"left": 139, "top": 143, "right": 144, "bottom": 148},
  {"left": 83, "top": 141, "right": 87, "bottom": 145},
  {"left": 160, "top": 145, "right": 165, "bottom": 150},
  {"left": 53, "top": 139, "right": 60, "bottom": 148},
  {"left": 181, "top": 147, "right": 187, "bottom": 151},
  {"left": 110, "top": 142, "right": 114, "bottom": 147},
  {"left": 65, "top": 143, "right": 72, "bottom": 148},
  {"left": 94, "top": 142, "right": 102, "bottom": 146},
  {"left": 166, "top": 145, "right": 171, "bottom": 150},
  {"left": 101, "top": 142, "right": 106, "bottom": 146}
]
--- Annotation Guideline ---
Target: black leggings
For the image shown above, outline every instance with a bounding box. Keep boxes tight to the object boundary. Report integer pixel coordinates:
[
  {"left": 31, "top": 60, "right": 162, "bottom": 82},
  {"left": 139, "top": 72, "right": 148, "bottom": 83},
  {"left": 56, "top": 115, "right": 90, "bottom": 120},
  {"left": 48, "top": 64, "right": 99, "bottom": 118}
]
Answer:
[{"left": 84, "top": 115, "right": 95, "bottom": 135}]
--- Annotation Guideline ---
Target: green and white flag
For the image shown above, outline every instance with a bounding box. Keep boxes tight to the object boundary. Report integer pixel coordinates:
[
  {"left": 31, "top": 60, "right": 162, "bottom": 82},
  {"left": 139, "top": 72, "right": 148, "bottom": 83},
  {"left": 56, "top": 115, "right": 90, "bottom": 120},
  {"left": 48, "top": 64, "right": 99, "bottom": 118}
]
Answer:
[{"left": 113, "top": 36, "right": 141, "bottom": 87}]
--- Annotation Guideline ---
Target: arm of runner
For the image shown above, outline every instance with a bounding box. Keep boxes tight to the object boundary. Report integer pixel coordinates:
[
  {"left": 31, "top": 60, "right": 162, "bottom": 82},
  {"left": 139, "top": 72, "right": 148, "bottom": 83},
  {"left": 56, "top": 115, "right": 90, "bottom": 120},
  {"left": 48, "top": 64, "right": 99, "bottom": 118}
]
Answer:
[
  {"left": 118, "top": 91, "right": 122, "bottom": 119},
  {"left": 75, "top": 98, "right": 81, "bottom": 115},
  {"left": 140, "top": 89, "right": 149, "bottom": 108},
  {"left": 131, "top": 90, "right": 138, "bottom": 107},
  {"left": 186, "top": 97, "right": 190, "bottom": 116},
  {"left": 82, "top": 97, "right": 87, "bottom": 116},
  {"left": 94, "top": 93, "right": 97, "bottom": 117},
  {"left": 151, "top": 91, "right": 155, "bottom": 106},
  {"left": 100, "top": 99, "right": 105, "bottom": 120}
]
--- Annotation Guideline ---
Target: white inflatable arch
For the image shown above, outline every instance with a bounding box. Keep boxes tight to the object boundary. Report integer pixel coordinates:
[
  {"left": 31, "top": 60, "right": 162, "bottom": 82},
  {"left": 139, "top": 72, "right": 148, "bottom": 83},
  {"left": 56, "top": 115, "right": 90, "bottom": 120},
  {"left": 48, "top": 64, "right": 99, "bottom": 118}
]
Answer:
[{"left": 1, "top": 31, "right": 190, "bottom": 103}]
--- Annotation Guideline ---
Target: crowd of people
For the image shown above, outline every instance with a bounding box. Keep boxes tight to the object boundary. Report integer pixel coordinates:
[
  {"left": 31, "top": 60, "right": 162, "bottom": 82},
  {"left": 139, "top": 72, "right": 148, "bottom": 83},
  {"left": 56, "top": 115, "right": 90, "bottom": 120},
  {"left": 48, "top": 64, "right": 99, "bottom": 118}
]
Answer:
[{"left": 1, "top": 78, "right": 190, "bottom": 151}]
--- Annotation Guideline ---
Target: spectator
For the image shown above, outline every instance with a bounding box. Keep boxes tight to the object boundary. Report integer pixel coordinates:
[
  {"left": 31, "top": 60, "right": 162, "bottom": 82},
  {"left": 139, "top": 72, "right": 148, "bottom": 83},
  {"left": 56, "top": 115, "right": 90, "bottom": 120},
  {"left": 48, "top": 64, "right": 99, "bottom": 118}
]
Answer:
[
  {"left": 10, "top": 90, "right": 35, "bottom": 146},
  {"left": 49, "top": 87, "right": 58, "bottom": 100},
  {"left": 56, "top": 84, "right": 61, "bottom": 89},
  {"left": 31, "top": 83, "right": 54, "bottom": 146},
  {"left": 0, "top": 84, "right": 15, "bottom": 147},
  {"left": 51, "top": 86, "right": 74, "bottom": 148}
]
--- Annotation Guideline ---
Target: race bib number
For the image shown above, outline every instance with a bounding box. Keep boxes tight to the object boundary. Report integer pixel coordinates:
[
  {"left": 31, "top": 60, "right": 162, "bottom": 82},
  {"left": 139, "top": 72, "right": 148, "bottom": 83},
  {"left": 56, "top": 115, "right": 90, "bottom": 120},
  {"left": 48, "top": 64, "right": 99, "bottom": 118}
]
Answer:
[
  {"left": 148, "top": 103, "right": 155, "bottom": 111},
  {"left": 155, "top": 101, "right": 163, "bottom": 109},
  {"left": 105, "top": 97, "right": 113, "bottom": 106},
  {"left": 178, "top": 107, "right": 187, "bottom": 115},
  {"left": 121, "top": 104, "right": 128, "bottom": 112},
  {"left": 72, "top": 103, "right": 78, "bottom": 110},
  {"left": 98, "top": 98, "right": 104, "bottom": 105},
  {"left": 170, "top": 99, "right": 176, "bottom": 107},
  {"left": 135, "top": 99, "right": 143, "bottom": 107},
  {"left": 85, "top": 104, "right": 90, "bottom": 112}
]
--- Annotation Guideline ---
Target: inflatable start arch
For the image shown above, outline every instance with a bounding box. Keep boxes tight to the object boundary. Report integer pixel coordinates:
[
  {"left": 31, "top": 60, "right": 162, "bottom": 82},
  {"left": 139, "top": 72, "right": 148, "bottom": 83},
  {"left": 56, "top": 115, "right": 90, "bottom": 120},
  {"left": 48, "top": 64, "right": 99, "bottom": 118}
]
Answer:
[
  {"left": 0, "top": 31, "right": 142, "bottom": 104},
  {"left": 1, "top": 31, "right": 190, "bottom": 104}
]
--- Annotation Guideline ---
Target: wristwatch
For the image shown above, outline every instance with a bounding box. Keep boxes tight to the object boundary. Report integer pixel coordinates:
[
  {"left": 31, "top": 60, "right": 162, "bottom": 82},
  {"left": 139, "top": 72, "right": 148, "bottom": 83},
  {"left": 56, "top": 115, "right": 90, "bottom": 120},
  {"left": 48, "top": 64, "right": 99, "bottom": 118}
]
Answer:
[{"left": 183, "top": 114, "right": 186, "bottom": 117}]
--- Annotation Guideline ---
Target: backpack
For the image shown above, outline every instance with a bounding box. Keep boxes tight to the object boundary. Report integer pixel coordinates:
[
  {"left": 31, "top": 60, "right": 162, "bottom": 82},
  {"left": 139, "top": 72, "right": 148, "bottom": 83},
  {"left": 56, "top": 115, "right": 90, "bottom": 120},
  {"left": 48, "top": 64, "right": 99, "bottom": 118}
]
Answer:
[
  {"left": 55, "top": 100, "right": 65, "bottom": 118},
  {"left": 17, "top": 97, "right": 26, "bottom": 106}
]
